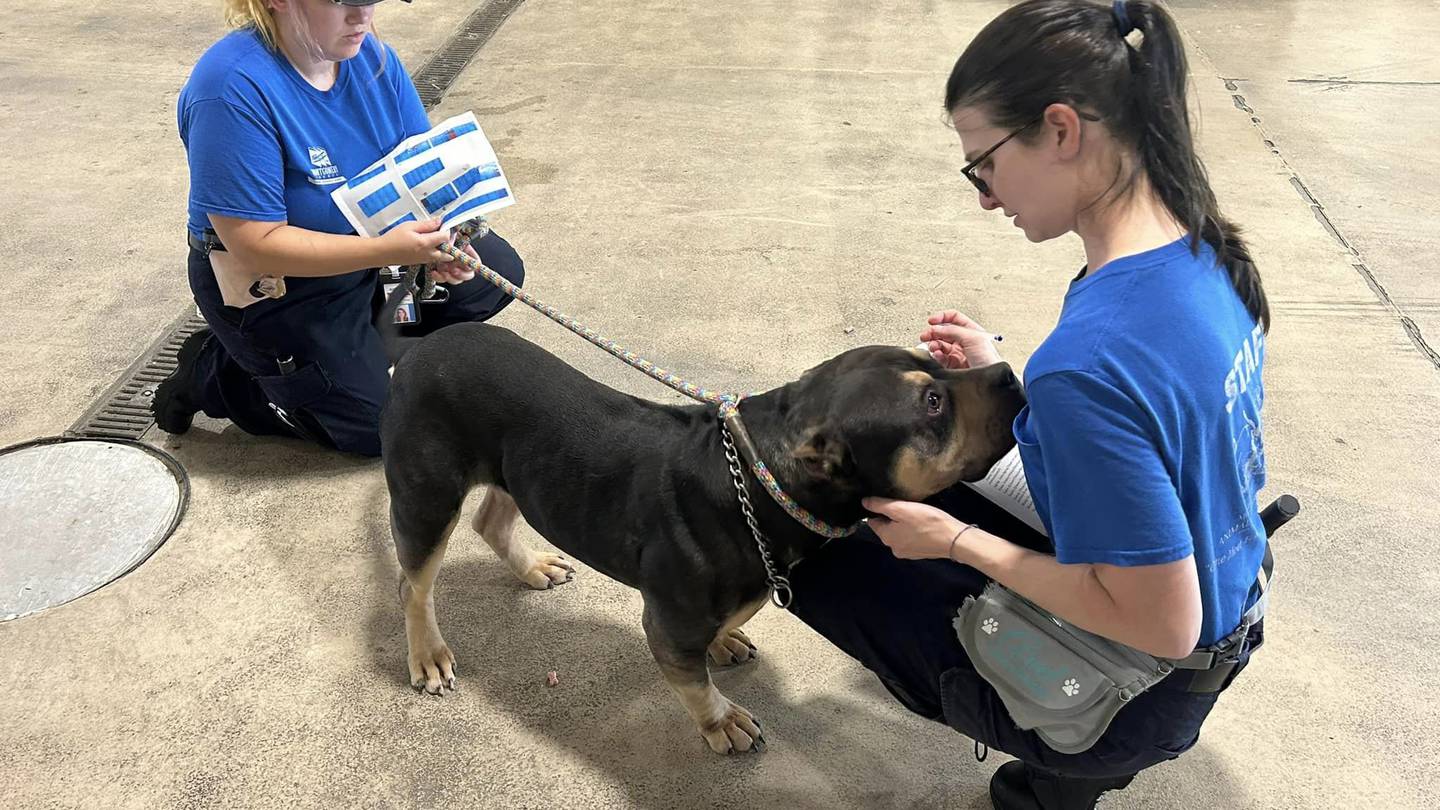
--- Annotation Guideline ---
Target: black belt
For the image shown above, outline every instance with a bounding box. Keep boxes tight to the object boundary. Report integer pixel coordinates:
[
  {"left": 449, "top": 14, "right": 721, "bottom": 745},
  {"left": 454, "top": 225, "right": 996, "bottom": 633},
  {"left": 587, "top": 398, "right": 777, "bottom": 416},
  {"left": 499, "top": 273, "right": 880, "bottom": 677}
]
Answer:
[
  {"left": 1166, "top": 619, "right": 1264, "bottom": 694},
  {"left": 187, "top": 230, "right": 225, "bottom": 254},
  {"left": 1166, "top": 496, "right": 1296, "bottom": 694}
]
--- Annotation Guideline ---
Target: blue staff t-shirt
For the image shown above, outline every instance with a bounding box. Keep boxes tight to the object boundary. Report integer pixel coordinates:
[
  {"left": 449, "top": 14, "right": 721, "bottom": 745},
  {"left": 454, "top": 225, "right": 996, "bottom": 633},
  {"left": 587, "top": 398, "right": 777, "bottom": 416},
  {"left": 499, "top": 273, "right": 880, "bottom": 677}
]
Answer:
[
  {"left": 1014, "top": 236, "right": 1268, "bottom": 647},
  {"left": 178, "top": 29, "right": 431, "bottom": 238}
]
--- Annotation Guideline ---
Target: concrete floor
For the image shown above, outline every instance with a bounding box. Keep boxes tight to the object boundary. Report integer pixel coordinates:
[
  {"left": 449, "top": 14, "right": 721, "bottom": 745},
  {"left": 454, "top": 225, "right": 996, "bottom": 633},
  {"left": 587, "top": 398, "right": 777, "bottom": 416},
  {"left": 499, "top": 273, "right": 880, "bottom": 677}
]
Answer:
[{"left": 2, "top": 1, "right": 1437, "bottom": 807}]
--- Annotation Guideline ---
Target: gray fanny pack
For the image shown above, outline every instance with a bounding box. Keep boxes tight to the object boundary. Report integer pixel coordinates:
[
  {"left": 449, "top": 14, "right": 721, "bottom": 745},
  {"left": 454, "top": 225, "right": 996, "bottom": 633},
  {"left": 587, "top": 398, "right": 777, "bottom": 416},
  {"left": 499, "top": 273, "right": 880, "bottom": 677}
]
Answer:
[
  {"left": 954, "top": 582, "right": 1177, "bottom": 754},
  {"left": 953, "top": 498, "right": 1292, "bottom": 755},
  {"left": 954, "top": 548, "right": 1271, "bottom": 755}
]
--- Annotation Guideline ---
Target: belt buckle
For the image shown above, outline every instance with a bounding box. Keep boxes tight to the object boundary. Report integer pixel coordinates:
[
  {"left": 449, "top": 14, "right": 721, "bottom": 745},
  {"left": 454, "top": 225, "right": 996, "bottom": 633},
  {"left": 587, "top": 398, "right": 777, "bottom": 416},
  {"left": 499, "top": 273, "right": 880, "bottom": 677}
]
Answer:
[{"left": 200, "top": 229, "right": 225, "bottom": 255}]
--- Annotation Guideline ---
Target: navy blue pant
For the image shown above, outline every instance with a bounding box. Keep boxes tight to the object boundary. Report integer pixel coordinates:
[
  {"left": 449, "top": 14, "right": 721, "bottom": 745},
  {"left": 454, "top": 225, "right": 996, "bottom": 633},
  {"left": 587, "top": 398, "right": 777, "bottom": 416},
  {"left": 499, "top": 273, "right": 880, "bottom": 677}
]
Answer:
[
  {"left": 788, "top": 483, "right": 1256, "bottom": 779},
  {"left": 184, "top": 231, "right": 524, "bottom": 457}
]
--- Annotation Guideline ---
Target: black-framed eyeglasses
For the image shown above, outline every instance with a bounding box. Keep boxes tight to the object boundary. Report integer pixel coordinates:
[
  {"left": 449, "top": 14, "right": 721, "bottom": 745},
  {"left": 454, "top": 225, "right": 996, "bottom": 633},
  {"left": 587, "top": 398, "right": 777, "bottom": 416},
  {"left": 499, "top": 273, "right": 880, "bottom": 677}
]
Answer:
[
  {"left": 960, "top": 116, "right": 1043, "bottom": 198},
  {"left": 960, "top": 111, "right": 1101, "bottom": 197}
]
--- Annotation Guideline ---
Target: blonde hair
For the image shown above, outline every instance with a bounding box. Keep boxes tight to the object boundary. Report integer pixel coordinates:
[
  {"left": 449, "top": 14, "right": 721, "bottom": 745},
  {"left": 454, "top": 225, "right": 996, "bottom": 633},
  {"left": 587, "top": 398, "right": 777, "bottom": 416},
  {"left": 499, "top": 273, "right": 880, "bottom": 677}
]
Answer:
[
  {"left": 220, "top": 0, "right": 386, "bottom": 73},
  {"left": 223, "top": 0, "right": 280, "bottom": 49}
]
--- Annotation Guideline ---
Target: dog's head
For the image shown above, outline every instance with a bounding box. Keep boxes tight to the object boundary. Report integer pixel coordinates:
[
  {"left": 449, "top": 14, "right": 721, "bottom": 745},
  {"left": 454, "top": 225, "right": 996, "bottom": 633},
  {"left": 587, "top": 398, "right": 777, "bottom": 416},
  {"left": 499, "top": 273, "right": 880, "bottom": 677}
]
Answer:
[{"left": 778, "top": 346, "right": 1026, "bottom": 503}]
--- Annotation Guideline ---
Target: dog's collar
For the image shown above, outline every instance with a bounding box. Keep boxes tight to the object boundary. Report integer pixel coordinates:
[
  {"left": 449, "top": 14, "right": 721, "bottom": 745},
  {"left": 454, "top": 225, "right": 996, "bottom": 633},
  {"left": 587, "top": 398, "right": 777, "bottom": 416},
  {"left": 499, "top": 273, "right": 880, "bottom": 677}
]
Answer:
[{"left": 716, "top": 399, "right": 863, "bottom": 540}]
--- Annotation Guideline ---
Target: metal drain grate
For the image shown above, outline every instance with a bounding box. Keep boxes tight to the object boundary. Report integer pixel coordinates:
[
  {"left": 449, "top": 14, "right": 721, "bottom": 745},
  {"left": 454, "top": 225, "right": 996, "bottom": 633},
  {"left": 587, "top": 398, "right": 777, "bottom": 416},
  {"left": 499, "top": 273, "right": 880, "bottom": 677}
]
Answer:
[
  {"left": 69, "top": 314, "right": 207, "bottom": 440},
  {"left": 76, "top": 1, "right": 524, "bottom": 440},
  {"left": 412, "top": 0, "right": 527, "bottom": 109},
  {"left": 411, "top": 0, "right": 529, "bottom": 108}
]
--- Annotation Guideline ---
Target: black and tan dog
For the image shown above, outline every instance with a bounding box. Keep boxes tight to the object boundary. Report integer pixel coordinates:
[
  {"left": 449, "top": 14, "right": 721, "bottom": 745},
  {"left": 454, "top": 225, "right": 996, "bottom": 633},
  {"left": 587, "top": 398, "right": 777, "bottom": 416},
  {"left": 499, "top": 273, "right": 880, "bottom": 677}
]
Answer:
[{"left": 381, "top": 323, "right": 1025, "bottom": 754}]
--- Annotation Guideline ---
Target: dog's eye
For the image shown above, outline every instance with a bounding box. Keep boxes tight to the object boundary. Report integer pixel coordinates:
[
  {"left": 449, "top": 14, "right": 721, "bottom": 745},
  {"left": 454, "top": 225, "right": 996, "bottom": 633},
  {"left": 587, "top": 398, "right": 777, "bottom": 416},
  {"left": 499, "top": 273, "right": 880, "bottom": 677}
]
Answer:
[{"left": 926, "top": 389, "right": 943, "bottom": 416}]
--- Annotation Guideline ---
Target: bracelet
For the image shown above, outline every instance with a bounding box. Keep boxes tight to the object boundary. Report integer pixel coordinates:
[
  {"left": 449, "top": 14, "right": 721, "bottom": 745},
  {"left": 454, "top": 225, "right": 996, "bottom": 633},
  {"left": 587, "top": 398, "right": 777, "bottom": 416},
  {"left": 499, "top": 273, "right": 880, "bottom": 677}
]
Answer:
[{"left": 948, "top": 523, "right": 978, "bottom": 562}]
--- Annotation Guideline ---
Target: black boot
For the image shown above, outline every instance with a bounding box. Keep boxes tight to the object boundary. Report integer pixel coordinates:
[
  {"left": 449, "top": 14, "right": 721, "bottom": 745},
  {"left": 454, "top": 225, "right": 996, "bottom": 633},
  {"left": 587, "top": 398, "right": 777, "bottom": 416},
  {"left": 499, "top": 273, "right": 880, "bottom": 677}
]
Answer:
[
  {"left": 152, "top": 327, "right": 212, "bottom": 434},
  {"left": 990, "top": 760, "right": 1135, "bottom": 809}
]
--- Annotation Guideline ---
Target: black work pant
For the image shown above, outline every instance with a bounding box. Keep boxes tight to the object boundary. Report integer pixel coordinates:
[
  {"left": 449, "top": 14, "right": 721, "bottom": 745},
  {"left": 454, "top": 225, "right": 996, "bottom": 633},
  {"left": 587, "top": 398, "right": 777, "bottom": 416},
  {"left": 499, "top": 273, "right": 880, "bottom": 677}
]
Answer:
[
  {"left": 787, "top": 483, "right": 1256, "bottom": 779},
  {"left": 184, "top": 231, "right": 524, "bottom": 457}
]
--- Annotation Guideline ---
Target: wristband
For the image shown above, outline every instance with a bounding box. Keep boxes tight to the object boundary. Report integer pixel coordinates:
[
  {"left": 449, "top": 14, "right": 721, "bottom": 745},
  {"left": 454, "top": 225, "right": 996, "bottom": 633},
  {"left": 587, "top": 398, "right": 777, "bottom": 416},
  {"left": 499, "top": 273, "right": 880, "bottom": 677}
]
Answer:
[{"left": 948, "top": 523, "right": 978, "bottom": 562}]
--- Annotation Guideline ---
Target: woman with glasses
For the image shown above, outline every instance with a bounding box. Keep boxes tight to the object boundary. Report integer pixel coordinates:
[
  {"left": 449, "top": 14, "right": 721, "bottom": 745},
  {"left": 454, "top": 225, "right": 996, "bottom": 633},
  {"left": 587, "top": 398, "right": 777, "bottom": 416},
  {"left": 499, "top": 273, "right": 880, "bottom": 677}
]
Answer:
[
  {"left": 156, "top": 0, "right": 525, "bottom": 456},
  {"left": 787, "top": 2, "right": 1271, "bottom": 808}
]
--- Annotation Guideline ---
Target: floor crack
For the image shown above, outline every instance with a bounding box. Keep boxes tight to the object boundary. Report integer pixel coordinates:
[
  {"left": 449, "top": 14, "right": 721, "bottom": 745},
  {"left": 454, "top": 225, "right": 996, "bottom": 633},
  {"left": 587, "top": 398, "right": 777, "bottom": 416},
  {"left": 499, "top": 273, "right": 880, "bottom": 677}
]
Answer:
[
  {"left": 1218, "top": 77, "right": 1440, "bottom": 370},
  {"left": 1289, "top": 78, "right": 1440, "bottom": 87}
]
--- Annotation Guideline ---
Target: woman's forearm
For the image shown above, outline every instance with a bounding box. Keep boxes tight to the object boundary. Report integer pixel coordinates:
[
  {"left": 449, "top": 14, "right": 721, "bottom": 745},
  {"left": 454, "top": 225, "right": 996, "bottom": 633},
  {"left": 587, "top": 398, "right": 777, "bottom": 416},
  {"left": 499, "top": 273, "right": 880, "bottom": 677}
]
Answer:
[
  {"left": 954, "top": 527, "right": 1202, "bottom": 659},
  {"left": 220, "top": 221, "right": 393, "bottom": 278}
]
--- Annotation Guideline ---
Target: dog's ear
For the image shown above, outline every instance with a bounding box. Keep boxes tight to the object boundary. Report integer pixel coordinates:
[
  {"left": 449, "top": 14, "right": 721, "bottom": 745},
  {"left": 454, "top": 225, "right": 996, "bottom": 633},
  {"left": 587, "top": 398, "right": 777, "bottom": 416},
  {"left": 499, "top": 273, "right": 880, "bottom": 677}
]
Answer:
[{"left": 790, "top": 426, "right": 853, "bottom": 480}]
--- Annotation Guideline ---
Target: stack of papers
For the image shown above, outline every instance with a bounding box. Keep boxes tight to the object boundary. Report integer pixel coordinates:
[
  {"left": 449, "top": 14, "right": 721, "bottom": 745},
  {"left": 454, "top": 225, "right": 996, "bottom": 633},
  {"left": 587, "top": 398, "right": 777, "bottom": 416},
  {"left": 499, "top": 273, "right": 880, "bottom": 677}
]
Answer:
[{"left": 332, "top": 111, "right": 515, "bottom": 238}]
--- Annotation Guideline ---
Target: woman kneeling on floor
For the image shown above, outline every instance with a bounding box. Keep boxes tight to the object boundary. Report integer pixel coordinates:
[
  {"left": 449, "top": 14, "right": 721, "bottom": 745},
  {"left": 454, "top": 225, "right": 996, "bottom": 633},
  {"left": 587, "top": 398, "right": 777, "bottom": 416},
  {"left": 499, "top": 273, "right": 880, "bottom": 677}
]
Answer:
[
  {"left": 788, "top": 2, "right": 1272, "bottom": 808},
  {"left": 155, "top": 0, "right": 524, "bottom": 456}
]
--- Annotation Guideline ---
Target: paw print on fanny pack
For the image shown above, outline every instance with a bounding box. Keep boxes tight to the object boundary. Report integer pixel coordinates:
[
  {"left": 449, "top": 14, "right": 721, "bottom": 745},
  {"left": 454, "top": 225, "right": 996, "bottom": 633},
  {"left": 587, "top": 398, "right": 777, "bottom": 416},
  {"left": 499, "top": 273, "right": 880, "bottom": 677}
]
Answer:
[
  {"left": 1061, "top": 678, "right": 1080, "bottom": 697},
  {"left": 982, "top": 617, "right": 999, "bottom": 635}
]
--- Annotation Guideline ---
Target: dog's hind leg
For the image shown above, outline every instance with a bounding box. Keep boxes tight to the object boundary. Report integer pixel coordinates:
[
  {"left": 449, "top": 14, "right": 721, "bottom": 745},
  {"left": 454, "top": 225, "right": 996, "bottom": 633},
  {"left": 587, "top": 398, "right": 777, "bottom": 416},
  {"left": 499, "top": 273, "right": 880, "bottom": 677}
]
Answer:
[
  {"left": 643, "top": 596, "right": 764, "bottom": 755},
  {"left": 473, "top": 486, "right": 575, "bottom": 590},
  {"left": 393, "top": 495, "right": 463, "bottom": 695}
]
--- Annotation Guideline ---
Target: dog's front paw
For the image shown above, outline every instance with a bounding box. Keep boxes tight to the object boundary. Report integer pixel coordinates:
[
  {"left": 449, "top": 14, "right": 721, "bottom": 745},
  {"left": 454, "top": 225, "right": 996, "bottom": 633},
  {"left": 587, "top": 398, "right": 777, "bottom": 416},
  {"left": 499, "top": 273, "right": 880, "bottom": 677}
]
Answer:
[
  {"left": 408, "top": 640, "right": 457, "bottom": 696},
  {"left": 519, "top": 552, "right": 576, "bottom": 590},
  {"left": 707, "top": 628, "right": 758, "bottom": 667},
  {"left": 700, "top": 699, "right": 765, "bottom": 755}
]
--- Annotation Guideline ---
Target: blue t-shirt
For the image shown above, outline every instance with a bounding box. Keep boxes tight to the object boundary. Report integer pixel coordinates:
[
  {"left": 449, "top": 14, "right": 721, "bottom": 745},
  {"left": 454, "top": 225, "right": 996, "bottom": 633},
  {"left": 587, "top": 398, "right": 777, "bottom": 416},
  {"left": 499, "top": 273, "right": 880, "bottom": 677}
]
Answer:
[
  {"left": 1014, "top": 236, "right": 1268, "bottom": 647},
  {"left": 178, "top": 29, "right": 431, "bottom": 238}
]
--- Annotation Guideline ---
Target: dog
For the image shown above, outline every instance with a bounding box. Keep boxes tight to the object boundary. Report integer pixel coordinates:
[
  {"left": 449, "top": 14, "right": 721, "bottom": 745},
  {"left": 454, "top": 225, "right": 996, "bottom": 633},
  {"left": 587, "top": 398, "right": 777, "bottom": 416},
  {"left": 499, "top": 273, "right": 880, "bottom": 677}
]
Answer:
[{"left": 381, "top": 322, "right": 1026, "bottom": 753}]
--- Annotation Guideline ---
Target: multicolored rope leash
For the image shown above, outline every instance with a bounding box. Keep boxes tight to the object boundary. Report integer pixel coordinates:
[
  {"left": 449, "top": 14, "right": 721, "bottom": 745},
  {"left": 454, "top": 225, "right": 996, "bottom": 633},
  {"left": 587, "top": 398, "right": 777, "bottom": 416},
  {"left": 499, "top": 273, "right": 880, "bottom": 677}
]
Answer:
[{"left": 416, "top": 218, "right": 865, "bottom": 608}]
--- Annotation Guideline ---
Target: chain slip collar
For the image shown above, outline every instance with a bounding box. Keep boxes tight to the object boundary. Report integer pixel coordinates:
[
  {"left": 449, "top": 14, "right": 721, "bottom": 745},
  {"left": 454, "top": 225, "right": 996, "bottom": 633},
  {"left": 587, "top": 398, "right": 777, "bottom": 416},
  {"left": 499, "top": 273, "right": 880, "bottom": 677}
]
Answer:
[
  {"left": 718, "top": 399, "right": 864, "bottom": 609},
  {"left": 716, "top": 399, "right": 863, "bottom": 540}
]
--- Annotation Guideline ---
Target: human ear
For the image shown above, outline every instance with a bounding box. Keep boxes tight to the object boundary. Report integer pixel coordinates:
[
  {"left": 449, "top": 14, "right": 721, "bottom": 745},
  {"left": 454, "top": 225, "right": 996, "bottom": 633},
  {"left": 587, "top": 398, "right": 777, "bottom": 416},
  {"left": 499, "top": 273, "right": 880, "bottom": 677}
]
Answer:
[{"left": 1043, "top": 102, "right": 1085, "bottom": 161}]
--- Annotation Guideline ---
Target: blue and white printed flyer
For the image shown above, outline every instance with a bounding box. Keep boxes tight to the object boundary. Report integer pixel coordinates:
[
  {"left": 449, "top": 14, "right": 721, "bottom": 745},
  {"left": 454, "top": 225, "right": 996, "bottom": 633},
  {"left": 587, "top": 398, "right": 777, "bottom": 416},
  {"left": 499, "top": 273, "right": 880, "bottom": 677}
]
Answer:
[{"left": 331, "top": 111, "right": 515, "bottom": 238}]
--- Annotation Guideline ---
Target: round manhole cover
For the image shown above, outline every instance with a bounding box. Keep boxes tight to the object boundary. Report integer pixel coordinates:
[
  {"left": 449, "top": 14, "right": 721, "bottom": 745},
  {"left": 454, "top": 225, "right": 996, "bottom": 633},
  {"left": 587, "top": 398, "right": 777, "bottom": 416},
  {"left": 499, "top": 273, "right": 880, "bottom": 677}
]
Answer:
[{"left": 1, "top": 438, "right": 188, "bottom": 621}]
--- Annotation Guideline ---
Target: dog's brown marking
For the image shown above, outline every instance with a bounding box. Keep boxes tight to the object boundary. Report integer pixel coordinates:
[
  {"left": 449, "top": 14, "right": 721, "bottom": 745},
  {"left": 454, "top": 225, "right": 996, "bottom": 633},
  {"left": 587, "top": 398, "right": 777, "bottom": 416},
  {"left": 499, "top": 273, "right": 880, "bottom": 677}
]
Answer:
[
  {"left": 657, "top": 662, "right": 763, "bottom": 754},
  {"left": 891, "top": 430, "right": 968, "bottom": 501},
  {"left": 401, "top": 518, "right": 458, "bottom": 695},
  {"left": 901, "top": 369, "right": 934, "bottom": 387}
]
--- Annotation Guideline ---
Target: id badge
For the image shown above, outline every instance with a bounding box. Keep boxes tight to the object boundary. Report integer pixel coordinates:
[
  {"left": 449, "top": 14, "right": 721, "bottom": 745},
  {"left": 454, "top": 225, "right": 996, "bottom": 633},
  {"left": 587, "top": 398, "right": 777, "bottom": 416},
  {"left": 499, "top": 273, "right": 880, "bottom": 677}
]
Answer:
[
  {"left": 383, "top": 282, "right": 420, "bottom": 324},
  {"left": 379, "top": 267, "right": 420, "bottom": 324}
]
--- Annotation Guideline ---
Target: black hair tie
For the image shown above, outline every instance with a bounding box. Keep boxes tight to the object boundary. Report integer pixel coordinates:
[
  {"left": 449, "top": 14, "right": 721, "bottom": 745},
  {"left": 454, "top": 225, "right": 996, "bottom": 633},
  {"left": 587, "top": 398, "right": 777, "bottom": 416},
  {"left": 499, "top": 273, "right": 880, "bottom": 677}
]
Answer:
[{"left": 1113, "top": 0, "right": 1136, "bottom": 36}]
